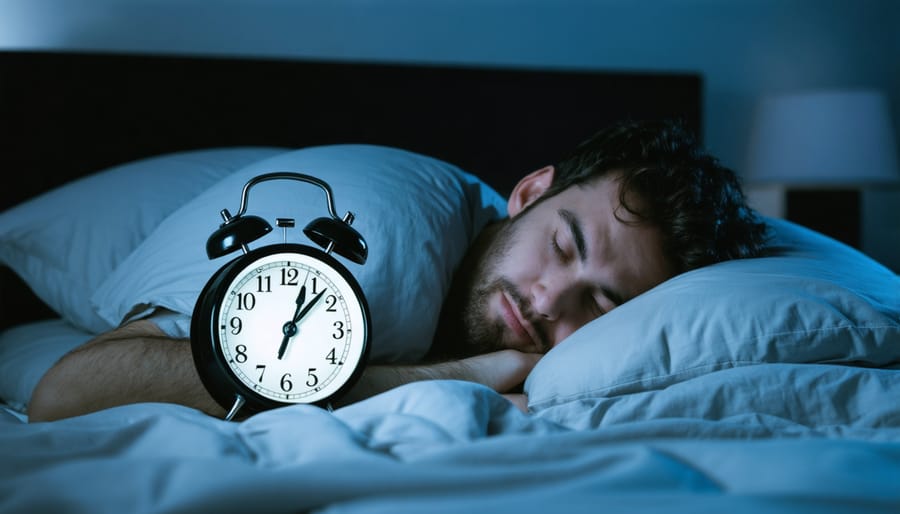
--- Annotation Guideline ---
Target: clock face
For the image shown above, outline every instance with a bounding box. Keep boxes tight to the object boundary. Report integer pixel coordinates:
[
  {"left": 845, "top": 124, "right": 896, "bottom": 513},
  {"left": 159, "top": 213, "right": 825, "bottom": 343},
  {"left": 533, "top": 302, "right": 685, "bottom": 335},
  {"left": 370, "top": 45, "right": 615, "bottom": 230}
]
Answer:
[{"left": 212, "top": 248, "right": 368, "bottom": 405}]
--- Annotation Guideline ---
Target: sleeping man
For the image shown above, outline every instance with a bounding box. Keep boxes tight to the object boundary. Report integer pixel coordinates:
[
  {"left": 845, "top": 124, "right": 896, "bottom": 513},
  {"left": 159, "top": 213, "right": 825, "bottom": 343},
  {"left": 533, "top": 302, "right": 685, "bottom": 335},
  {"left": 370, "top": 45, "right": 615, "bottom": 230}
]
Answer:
[{"left": 28, "top": 119, "right": 769, "bottom": 421}]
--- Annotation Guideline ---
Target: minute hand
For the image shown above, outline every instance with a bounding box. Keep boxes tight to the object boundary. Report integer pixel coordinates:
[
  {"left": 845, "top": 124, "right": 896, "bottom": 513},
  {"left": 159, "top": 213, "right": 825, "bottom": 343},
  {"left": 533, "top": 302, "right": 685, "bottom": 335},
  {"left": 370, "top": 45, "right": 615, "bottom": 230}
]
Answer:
[
  {"left": 277, "top": 284, "right": 307, "bottom": 360},
  {"left": 294, "top": 289, "right": 326, "bottom": 324}
]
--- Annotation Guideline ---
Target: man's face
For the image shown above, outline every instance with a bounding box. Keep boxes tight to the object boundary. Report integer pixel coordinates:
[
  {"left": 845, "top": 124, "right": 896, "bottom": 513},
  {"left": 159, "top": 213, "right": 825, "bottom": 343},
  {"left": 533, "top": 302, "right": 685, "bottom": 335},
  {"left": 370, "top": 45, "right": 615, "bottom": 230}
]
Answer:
[{"left": 448, "top": 167, "right": 675, "bottom": 356}]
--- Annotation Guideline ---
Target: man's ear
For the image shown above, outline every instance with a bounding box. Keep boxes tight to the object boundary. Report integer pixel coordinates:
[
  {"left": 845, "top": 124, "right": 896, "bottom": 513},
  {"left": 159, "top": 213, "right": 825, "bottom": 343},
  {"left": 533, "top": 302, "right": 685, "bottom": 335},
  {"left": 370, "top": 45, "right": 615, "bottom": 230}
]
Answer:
[{"left": 508, "top": 165, "right": 555, "bottom": 216}]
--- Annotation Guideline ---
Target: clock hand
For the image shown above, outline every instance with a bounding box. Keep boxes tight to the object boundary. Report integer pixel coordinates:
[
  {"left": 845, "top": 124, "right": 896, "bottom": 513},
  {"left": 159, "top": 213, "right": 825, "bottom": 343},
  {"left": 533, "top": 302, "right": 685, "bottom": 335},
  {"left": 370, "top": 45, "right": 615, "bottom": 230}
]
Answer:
[
  {"left": 277, "top": 325, "right": 298, "bottom": 360},
  {"left": 292, "top": 284, "right": 307, "bottom": 320},
  {"left": 294, "top": 289, "right": 326, "bottom": 324},
  {"left": 277, "top": 284, "right": 307, "bottom": 360}
]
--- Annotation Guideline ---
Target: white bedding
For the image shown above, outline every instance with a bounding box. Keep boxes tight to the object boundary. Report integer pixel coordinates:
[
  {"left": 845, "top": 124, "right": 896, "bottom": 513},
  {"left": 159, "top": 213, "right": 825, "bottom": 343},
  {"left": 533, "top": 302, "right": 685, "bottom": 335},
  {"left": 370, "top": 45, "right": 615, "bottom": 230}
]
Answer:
[
  {"left": 2, "top": 146, "right": 899, "bottom": 513},
  {"left": 2, "top": 367, "right": 899, "bottom": 514}
]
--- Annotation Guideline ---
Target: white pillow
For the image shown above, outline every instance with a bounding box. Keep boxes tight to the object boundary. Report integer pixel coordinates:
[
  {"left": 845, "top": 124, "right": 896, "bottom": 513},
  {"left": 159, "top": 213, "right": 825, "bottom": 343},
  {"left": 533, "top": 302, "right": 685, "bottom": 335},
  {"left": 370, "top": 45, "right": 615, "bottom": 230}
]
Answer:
[
  {"left": 525, "top": 217, "right": 900, "bottom": 410},
  {"left": 91, "top": 144, "right": 508, "bottom": 362},
  {"left": 0, "top": 147, "right": 288, "bottom": 334},
  {"left": 0, "top": 319, "right": 94, "bottom": 413}
]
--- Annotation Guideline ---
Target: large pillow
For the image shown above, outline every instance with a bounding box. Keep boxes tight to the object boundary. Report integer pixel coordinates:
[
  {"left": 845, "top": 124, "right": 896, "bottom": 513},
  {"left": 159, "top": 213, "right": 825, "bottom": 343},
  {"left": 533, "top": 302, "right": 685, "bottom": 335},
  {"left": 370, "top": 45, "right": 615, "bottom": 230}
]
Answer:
[
  {"left": 0, "top": 147, "right": 288, "bottom": 333},
  {"left": 0, "top": 319, "right": 94, "bottom": 414},
  {"left": 525, "top": 217, "right": 900, "bottom": 410},
  {"left": 91, "top": 145, "right": 508, "bottom": 363}
]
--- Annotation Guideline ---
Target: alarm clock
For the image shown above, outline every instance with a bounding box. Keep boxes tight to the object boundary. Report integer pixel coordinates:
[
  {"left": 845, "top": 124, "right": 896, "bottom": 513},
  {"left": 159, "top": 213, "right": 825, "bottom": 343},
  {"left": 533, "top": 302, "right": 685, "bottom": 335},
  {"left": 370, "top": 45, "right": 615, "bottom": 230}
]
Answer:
[{"left": 190, "top": 172, "right": 371, "bottom": 421}]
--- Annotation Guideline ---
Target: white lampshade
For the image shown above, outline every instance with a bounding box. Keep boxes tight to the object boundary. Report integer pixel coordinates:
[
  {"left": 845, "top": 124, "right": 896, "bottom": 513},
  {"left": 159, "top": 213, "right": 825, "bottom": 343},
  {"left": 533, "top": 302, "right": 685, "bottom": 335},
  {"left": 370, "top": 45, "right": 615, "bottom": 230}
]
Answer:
[{"left": 746, "top": 90, "right": 899, "bottom": 185}]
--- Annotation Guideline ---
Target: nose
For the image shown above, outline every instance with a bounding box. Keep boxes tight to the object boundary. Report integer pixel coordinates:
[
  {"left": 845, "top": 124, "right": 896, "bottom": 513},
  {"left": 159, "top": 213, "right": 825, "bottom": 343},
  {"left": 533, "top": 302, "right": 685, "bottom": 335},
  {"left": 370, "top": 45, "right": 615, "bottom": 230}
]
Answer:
[
  {"left": 530, "top": 272, "right": 591, "bottom": 346},
  {"left": 531, "top": 280, "right": 565, "bottom": 322},
  {"left": 531, "top": 268, "right": 585, "bottom": 322}
]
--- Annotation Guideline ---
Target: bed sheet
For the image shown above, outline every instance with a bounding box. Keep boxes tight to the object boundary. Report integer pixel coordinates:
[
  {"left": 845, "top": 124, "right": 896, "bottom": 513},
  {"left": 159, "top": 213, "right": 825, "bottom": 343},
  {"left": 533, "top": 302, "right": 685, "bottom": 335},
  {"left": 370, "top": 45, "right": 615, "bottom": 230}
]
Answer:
[{"left": 2, "top": 363, "right": 899, "bottom": 514}]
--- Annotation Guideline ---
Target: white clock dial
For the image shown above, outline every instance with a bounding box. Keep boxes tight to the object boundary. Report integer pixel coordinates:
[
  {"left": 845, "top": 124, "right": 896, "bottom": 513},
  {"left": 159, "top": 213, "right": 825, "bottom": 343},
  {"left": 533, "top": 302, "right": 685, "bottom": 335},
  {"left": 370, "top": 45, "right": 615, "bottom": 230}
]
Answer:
[{"left": 216, "top": 252, "right": 367, "bottom": 404}]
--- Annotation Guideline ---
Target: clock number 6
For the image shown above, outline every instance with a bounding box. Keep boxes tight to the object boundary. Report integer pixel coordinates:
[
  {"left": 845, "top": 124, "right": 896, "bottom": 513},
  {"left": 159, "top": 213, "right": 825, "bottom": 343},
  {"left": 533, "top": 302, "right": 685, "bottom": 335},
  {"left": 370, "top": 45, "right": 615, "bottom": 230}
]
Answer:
[{"left": 280, "top": 373, "right": 293, "bottom": 392}]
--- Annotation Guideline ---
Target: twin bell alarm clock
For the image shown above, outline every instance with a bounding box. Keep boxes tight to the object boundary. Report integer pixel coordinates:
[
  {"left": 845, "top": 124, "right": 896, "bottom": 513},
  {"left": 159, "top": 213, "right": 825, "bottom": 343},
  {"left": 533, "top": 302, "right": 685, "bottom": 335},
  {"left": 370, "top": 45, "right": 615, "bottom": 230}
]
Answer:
[{"left": 190, "top": 172, "right": 371, "bottom": 420}]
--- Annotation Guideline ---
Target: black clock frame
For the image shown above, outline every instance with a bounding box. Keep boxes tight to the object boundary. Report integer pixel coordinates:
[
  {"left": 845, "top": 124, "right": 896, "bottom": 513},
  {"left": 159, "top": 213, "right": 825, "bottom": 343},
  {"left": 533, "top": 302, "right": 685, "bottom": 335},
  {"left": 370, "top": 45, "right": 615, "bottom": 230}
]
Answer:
[{"left": 190, "top": 243, "right": 372, "bottom": 416}]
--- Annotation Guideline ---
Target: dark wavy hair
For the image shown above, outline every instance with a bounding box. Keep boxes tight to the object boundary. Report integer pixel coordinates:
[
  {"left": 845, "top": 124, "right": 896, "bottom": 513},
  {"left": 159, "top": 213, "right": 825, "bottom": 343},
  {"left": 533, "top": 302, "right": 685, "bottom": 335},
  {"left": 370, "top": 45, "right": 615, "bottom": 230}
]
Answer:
[{"left": 539, "top": 119, "right": 769, "bottom": 273}]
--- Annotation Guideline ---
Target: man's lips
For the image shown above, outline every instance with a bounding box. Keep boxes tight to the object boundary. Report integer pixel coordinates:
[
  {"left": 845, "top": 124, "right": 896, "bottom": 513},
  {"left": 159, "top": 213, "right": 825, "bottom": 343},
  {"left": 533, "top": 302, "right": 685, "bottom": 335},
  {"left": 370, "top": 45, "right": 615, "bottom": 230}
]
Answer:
[{"left": 499, "top": 291, "right": 540, "bottom": 351}]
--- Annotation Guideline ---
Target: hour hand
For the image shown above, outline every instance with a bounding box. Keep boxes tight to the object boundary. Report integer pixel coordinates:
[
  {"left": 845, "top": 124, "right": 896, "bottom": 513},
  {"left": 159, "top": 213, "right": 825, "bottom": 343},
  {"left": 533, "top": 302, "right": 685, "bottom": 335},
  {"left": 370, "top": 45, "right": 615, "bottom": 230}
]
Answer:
[{"left": 293, "top": 284, "right": 307, "bottom": 319}]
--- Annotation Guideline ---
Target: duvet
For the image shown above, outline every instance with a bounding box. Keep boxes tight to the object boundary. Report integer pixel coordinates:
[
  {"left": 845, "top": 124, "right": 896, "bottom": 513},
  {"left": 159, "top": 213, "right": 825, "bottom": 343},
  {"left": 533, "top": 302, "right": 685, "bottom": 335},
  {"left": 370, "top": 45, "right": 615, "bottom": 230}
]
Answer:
[{"left": 3, "top": 363, "right": 900, "bottom": 514}]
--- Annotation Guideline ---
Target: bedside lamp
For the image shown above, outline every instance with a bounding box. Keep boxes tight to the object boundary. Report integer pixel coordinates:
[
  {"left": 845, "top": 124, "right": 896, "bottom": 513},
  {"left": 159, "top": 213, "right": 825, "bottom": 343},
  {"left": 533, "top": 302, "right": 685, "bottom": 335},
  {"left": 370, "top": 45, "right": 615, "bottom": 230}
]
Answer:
[{"left": 746, "top": 89, "right": 899, "bottom": 248}]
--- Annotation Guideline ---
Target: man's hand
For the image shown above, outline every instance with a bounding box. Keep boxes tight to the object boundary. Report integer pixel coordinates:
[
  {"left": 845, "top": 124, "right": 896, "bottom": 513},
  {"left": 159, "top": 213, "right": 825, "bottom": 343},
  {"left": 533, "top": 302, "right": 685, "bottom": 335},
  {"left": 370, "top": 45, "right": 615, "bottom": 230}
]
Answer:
[
  {"left": 338, "top": 349, "right": 542, "bottom": 408},
  {"left": 462, "top": 350, "right": 540, "bottom": 413},
  {"left": 456, "top": 350, "right": 542, "bottom": 393}
]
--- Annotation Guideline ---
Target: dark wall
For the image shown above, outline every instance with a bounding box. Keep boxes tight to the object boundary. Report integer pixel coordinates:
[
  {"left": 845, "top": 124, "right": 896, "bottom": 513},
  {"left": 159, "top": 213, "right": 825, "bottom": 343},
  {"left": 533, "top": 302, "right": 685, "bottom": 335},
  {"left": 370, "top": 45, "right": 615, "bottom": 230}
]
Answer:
[{"left": 1, "top": 51, "right": 702, "bottom": 207}]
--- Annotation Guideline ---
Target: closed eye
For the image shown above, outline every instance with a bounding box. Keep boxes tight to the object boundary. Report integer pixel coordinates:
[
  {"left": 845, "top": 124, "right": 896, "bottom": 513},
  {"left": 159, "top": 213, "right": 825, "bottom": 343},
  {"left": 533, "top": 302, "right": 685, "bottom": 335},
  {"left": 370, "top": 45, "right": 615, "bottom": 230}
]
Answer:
[
  {"left": 551, "top": 231, "right": 569, "bottom": 262},
  {"left": 585, "top": 293, "right": 605, "bottom": 317},
  {"left": 600, "top": 287, "right": 624, "bottom": 308}
]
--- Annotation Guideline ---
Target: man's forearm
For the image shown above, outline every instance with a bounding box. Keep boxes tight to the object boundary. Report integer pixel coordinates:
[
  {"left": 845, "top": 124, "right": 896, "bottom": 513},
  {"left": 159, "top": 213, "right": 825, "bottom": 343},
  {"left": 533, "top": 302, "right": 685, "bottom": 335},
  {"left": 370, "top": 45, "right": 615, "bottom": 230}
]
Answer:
[
  {"left": 29, "top": 320, "right": 540, "bottom": 422},
  {"left": 28, "top": 320, "right": 224, "bottom": 422}
]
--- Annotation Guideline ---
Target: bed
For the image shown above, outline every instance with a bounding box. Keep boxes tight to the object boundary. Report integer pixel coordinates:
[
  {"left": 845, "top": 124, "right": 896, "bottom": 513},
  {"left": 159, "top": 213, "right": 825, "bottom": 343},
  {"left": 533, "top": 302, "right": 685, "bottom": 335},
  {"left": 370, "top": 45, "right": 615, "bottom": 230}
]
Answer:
[{"left": 1, "top": 50, "right": 899, "bottom": 514}]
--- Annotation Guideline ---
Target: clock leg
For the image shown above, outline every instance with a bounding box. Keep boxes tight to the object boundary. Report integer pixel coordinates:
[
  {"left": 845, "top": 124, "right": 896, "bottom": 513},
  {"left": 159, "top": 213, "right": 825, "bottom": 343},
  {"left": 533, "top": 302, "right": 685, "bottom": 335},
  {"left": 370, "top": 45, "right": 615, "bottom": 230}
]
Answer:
[{"left": 225, "top": 394, "right": 246, "bottom": 421}]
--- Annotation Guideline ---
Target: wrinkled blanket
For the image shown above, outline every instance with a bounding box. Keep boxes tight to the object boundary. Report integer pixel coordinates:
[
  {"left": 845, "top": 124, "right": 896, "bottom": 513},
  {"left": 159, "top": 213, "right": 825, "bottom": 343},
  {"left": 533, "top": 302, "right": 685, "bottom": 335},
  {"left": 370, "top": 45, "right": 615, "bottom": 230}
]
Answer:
[{"left": 3, "top": 363, "right": 900, "bottom": 514}]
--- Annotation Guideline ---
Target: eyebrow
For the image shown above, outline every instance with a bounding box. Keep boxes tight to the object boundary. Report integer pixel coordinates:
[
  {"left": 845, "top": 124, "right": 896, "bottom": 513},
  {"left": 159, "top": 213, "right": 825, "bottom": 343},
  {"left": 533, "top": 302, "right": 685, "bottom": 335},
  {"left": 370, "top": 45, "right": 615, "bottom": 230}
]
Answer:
[
  {"left": 558, "top": 209, "right": 587, "bottom": 262},
  {"left": 558, "top": 208, "right": 626, "bottom": 306}
]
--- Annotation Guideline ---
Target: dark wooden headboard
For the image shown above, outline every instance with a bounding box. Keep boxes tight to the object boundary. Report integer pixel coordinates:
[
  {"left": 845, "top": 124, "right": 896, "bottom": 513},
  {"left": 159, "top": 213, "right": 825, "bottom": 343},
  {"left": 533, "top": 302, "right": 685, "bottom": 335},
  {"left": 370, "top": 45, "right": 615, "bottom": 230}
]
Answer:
[{"left": 0, "top": 50, "right": 702, "bottom": 327}]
